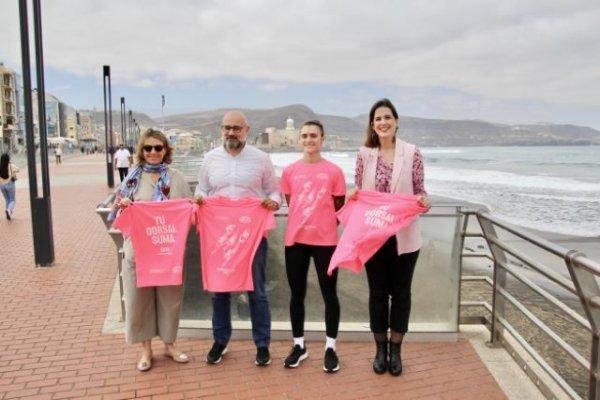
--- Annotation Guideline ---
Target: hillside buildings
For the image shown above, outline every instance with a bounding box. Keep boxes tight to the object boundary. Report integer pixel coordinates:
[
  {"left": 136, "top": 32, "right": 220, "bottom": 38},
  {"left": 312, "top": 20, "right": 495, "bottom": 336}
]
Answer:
[
  {"left": 1, "top": 62, "right": 102, "bottom": 152},
  {"left": 256, "top": 117, "right": 299, "bottom": 150},
  {"left": 166, "top": 129, "right": 196, "bottom": 151},
  {"left": 78, "top": 111, "right": 98, "bottom": 144},
  {"left": 255, "top": 117, "right": 343, "bottom": 150},
  {"left": 0, "top": 63, "right": 22, "bottom": 153}
]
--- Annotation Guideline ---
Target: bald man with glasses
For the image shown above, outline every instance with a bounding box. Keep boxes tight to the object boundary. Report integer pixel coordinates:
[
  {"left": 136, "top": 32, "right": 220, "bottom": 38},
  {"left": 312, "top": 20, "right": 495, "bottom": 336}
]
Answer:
[{"left": 195, "top": 110, "right": 280, "bottom": 367}]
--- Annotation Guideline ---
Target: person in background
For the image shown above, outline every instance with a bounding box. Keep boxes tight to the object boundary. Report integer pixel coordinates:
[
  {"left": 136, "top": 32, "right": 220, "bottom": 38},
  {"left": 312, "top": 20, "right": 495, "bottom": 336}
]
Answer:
[
  {"left": 0, "top": 153, "right": 19, "bottom": 221},
  {"left": 195, "top": 110, "right": 280, "bottom": 367},
  {"left": 353, "top": 98, "right": 431, "bottom": 376},
  {"left": 114, "top": 143, "right": 132, "bottom": 182},
  {"left": 280, "top": 120, "right": 345, "bottom": 372},
  {"left": 54, "top": 146, "right": 62, "bottom": 165},
  {"left": 112, "top": 128, "right": 192, "bottom": 372}
]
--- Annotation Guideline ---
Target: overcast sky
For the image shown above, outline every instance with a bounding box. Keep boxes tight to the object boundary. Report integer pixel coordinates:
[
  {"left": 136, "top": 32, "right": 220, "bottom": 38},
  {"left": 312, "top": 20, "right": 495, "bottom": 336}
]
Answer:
[{"left": 2, "top": 0, "right": 600, "bottom": 129}]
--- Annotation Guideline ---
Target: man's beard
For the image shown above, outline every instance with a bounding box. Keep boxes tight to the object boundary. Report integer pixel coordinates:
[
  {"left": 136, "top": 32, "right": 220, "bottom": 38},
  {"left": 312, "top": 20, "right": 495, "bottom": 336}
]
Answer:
[{"left": 224, "top": 136, "right": 244, "bottom": 150}]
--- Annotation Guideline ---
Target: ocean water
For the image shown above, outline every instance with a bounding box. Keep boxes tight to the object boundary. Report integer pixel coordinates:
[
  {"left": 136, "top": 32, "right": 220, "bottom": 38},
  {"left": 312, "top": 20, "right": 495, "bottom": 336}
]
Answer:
[{"left": 269, "top": 146, "right": 600, "bottom": 238}]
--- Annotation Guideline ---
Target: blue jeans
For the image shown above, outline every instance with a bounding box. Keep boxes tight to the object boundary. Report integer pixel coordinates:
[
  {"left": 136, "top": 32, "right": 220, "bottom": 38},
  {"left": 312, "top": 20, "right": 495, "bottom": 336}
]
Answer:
[
  {"left": 0, "top": 180, "right": 16, "bottom": 213},
  {"left": 212, "top": 238, "right": 271, "bottom": 348}
]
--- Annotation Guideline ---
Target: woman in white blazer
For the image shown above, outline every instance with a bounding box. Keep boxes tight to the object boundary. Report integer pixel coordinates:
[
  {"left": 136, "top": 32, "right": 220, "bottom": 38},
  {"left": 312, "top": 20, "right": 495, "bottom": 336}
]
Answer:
[{"left": 354, "top": 98, "right": 431, "bottom": 376}]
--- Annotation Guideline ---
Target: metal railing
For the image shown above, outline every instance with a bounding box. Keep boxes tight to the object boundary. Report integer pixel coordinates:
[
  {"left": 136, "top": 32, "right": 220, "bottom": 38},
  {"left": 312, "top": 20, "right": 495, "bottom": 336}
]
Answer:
[
  {"left": 459, "top": 208, "right": 600, "bottom": 400},
  {"left": 96, "top": 192, "right": 126, "bottom": 321}
]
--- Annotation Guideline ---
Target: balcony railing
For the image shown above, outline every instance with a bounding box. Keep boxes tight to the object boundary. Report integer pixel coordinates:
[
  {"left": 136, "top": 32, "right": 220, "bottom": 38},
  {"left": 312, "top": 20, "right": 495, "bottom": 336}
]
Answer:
[{"left": 459, "top": 209, "right": 600, "bottom": 400}]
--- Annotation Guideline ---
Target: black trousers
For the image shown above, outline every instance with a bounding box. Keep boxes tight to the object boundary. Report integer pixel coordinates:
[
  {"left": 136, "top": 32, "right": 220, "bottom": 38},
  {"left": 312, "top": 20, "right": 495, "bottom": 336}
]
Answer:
[
  {"left": 285, "top": 243, "right": 340, "bottom": 338},
  {"left": 118, "top": 167, "right": 129, "bottom": 182},
  {"left": 365, "top": 236, "right": 420, "bottom": 334}
]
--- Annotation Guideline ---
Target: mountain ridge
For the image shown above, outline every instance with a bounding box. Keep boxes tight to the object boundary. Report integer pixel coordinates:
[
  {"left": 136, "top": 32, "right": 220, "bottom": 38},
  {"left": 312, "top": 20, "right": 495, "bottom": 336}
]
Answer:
[{"left": 93, "top": 105, "right": 600, "bottom": 146}]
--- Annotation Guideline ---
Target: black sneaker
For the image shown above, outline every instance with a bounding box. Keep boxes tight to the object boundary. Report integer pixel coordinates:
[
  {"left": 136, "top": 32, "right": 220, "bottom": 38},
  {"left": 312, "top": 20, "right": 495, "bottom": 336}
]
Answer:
[
  {"left": 206, "top": 342, "right": 228, "bottom": 364},
  {"left": 323, "top": 348, "right": 340, "bottom": 373},
  {"left": 284, "top": 345, "right": 308, "bottom": 368},
  {"left": 255, "top": 346, "right": 271, "bottom": 366},
  {"left": 5, "top": 210, "right": 11, "bottom": 220}
]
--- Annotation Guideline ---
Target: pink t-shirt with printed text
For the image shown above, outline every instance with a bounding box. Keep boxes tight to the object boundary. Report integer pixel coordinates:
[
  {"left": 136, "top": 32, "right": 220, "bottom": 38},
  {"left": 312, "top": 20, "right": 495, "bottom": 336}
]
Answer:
[
  {"left": 281, "top": 159, "right": 346, "bottom": 246},
  {"left": 113, "top": 199, "right": 196, "bottom": 287},
  {"left": 196, "top": 197, "right": 276, "bottom": 292},
  {"left": 327, "top": 190, "right": 427, "bottom": 275}
]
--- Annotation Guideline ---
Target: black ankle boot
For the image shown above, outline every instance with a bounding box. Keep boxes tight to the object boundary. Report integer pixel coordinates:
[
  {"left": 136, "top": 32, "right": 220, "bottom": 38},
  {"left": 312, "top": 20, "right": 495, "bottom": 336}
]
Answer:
[
  {"left": 389, "top": 342, "right": 402, "bottom": 376},
  {"left": 372, "top": 340, "right": 388, "bottom": 374}
]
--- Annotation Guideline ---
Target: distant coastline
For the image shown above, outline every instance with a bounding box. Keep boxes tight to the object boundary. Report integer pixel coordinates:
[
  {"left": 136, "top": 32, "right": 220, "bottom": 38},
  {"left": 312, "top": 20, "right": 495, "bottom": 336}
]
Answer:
[
  {"left": 259, "top": 143, "right": 600, "bottom": 153},
  {"left": 108, "top": 104, "right": 600, "bottom": 147}
]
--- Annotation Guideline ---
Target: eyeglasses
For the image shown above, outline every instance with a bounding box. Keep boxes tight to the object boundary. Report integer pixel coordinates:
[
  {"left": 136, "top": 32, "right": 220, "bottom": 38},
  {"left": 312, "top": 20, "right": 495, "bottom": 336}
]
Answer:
[
  {"left": 142, "top": 144, "right": 164, "bottom": 152},
  {"left": 221, "top": 125, "right": 244, "bottom": 133}
]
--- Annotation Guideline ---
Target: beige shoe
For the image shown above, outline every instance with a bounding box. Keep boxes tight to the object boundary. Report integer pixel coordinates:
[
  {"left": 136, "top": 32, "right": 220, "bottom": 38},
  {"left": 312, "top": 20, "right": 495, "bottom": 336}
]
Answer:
[
  {"left": 165, "top": 348, "right": 189, "bottom": 363},
  {"left": 136, "top": 354, "right": 152, "bottom": 372}
]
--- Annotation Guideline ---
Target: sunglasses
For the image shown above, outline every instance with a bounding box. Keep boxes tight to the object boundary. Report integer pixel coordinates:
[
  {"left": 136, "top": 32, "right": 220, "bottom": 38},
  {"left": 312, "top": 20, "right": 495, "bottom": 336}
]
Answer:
[{"left": 142, "top": 144, "right": 164, "bottom": 152}]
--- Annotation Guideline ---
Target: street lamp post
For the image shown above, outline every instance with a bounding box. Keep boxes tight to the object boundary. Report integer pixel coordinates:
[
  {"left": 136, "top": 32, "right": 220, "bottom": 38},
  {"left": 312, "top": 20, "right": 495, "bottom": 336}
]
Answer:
[
  {"left": 0, "top": 116, "right": 4, "bottom": 154},
  {"left": 103, "top": 65, "right": 114, "bottom": 188},
  {"left": 120, "top": 97, "right": 126, "bottom": 146},
  {"left": 132, "top": 118, "right": 137, "bottom": 146},
  {"left": 18, "top": 0, "right": 55, "bottom": 266},
  {"left": 128, "top": 110, "right": 133, "bottom": 148}
]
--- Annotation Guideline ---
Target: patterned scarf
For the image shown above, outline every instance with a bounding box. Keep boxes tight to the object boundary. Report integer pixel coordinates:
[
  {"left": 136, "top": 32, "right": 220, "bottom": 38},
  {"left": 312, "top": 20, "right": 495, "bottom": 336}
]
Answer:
[{"left": 107, "top": 162, "right": 171, "bottom": 222}]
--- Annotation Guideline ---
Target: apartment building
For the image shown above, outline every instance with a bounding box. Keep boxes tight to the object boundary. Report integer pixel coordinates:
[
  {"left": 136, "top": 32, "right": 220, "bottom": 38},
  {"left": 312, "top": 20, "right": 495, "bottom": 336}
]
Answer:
[{"left": 0, "top": 63, "right": 19, "bottom": 152}]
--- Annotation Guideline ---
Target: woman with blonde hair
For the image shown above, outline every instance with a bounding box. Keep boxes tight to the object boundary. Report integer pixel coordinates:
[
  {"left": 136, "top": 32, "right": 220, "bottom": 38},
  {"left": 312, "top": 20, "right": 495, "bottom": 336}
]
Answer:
[{"left": 110, "top": 128, "right": 192, "bottom": 372}]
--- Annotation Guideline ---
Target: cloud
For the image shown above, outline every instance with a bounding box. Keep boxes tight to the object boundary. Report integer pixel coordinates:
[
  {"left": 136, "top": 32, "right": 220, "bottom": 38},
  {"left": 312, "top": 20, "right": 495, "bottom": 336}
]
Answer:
[
  {"left": 2, "top": 0, "right": 600, "bottom": 125},
  {"left": 256, "top": 82, "right": 288, "bottom": 92}
]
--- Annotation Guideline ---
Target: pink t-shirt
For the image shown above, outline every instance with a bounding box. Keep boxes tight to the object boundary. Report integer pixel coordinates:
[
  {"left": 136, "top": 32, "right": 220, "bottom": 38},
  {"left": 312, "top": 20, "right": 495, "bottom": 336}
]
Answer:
[
  {"left": 196, "top": 197, "right": 276, "bottom": 292},
  {"left": 281, "top": 159, "right": 346, "bottom": 246},
  {"left": 327, "top": 190, "right": 427, "bottom": 275},
  {"left": 113, "top": 199, "right": 196, "bottom": 287}
]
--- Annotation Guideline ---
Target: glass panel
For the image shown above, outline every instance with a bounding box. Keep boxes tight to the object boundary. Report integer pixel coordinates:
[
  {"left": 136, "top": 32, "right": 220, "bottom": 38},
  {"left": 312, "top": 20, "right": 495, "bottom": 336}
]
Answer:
[
  {"left": 181, "top": 206, "right": 462, "bottom": 333},
  {"left": 411, "top": 208, "right": 462, "bottom": 332}
]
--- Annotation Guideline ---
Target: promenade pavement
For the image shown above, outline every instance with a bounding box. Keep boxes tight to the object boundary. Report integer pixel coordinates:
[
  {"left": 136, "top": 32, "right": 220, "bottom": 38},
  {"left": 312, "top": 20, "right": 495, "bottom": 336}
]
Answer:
[{"left": 0, "top": 153, "right": 518, "bottom": 399}]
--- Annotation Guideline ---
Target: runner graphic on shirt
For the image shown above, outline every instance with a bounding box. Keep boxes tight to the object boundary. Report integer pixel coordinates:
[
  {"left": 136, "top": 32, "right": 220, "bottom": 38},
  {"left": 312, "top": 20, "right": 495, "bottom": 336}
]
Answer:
[
  {"left": 210, "top": 222, "right": 252, "bottom": 274},
  {"left": 196, "top": 196, "right": 276, "bottom": 292},
  {"left": 296, "top": 179, "right": 328, "bottom": 227}
]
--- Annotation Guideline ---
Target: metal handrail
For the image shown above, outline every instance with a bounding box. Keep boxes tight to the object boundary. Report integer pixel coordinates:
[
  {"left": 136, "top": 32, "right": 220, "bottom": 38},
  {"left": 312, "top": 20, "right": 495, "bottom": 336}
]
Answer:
[
  {"left": 497, "top": 285, "right": 589, "bottom": 370},
  {"left": 488, "top": 236, "right": 577, "bottom": 294},
  {"left": 459, "top": 209, "right": 600, "bottom": 400},
  {"left": 476, "top": 210, "right": 573, "bottom": 258},
  {"left": 497, "top": 260, "right": 590, "bottom": 331},
  {"left": 494, "top": 312, "right": 582, "bottom": 400}
]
